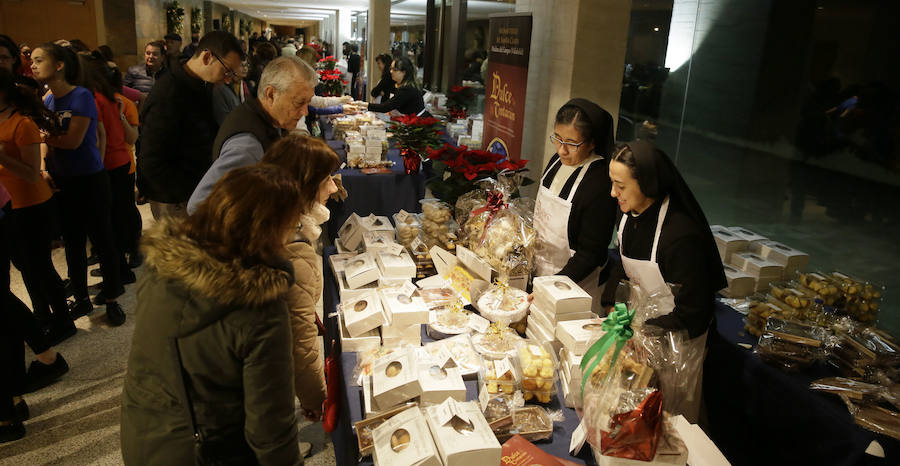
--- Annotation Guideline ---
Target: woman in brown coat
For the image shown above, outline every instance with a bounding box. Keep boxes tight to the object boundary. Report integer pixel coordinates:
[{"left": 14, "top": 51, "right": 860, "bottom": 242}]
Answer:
[{"left": 259, "top": 135, "right": 340, "bottom": 421}]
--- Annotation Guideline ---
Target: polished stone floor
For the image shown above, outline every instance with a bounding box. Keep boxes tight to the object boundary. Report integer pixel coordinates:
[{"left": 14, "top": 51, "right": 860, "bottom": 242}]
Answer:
[{"left": 0, "top": 204, "right": 336, "bottom": 466}]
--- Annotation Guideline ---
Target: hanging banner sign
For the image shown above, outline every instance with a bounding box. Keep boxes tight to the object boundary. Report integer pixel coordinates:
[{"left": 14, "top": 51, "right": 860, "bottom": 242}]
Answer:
[{"left": 482, "top": 13, "right": 532, "bottom": 161}]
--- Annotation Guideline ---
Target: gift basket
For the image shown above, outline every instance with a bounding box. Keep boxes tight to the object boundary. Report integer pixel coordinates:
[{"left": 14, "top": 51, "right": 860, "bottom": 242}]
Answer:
[
  {"left": 455, "top": 179, "right": 535, "bottom": 279},
  {"left": 578, "top": 282, "right": 706, "bottom": 463}
]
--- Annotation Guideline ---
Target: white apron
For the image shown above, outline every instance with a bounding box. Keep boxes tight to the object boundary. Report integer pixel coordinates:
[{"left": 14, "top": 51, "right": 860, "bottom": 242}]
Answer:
[
  {"left": 617, "top": 196, "right": 706, "bottom": 422},
  {"left": 534, "top": 157, "right": 605, "bottom": 314}
]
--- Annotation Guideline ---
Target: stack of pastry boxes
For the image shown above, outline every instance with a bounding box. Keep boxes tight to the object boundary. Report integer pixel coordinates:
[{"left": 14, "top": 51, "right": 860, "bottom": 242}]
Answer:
[
  {"left": 333, "top": 213, "right": 424, "bottom": 352},
  {"left": 364, "top": 346, "right": 467, "bottom": 418},
  {"left": 360, "top": 121, "right": 387, "bottom": 163},
  {"left": 370, "top": 400, "right": 501, "bottom": 466},
  {"left": 555, "top": 315, "right": 606, "bottom": 408},
  {"left": 528, "top": 275, "right": 594, "bottom": 354},
  {"left": 711, "top": 226, "right": 809, "bottom": 296}
]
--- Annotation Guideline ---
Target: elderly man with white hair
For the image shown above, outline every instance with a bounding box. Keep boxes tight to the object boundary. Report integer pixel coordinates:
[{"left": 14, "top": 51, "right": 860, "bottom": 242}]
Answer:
[{"left": 187, "top": 56, "right": 318, "bottom": 214}]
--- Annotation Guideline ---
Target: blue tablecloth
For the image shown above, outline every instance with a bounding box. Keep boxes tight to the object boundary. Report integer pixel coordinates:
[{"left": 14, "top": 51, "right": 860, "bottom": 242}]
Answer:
[
  {"left": 320, "top": 117, "right": 426, "bottom": 242},
  {"left": 323, "top": 243, "right": 900, "bottom": 466},
  {"left": 322, "top": 246, "right": 596, "bottom": 466},
  {"left": 704, "top": 301, "right": 899, "bottom": 466}
]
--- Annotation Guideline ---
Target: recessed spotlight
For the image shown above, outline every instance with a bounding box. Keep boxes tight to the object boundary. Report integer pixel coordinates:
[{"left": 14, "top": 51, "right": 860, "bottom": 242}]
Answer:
[{"left": 653, "top": 26, "right": 660, "bottom": 32}]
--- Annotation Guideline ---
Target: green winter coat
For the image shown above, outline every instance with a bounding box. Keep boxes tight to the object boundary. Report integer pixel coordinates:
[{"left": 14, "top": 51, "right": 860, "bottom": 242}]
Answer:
[{"left": 120, "top": 219, "right": 301, "bottom": 466}]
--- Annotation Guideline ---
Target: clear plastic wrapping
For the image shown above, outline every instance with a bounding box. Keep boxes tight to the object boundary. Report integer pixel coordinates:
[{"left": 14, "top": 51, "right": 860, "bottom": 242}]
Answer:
[
  {"left": 840, "top": 396, "right": 900, "bottom": 441},
  {"left": 490, "top": 406, "right": 556, "bottom": 443},
  {"left": 515, "top": 340, "right": 558, "bottom": 404},
  {"left": 455, "top": 180, "right": 535, "bottom": 277},
  {"left": 471, "top": 323, "right": 523, "bottom": 360},
  {"left": 479, "top": 356, "right": 520, "bottom": 395},
  {"left": 420, "top": 199, "right": 458, "bottom": 250},
  {"left": 419, "top": 333, "right": 484, "bottom": 378},
  {"left": 809, "top": 377, "right": 896, "bottom": 404},
  {"left": 426, "top": 300, "right": 473, "bottom": 339},
  {"left": 475, "top": 281, "right": 530, "bottom": 325},
  {"left": 351, "top": 345, "right": 408, "bottom": 386}
]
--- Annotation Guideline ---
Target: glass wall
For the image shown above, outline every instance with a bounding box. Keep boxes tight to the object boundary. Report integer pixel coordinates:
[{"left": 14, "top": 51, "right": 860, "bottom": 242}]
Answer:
[{"left": 618, "top": 0, "right": 900, "bottom": 336}]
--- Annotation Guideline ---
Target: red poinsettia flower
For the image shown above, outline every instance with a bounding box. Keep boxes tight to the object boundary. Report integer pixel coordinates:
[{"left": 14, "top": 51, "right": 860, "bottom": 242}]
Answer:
[{"left": 450, "top": 85, "right": 465, "bottom": 93}]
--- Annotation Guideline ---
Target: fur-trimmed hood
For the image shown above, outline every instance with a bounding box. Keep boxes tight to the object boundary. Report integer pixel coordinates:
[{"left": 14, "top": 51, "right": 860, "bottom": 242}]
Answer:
[{"left": 140, "top": 218, "right": 294, "bottom": 336}]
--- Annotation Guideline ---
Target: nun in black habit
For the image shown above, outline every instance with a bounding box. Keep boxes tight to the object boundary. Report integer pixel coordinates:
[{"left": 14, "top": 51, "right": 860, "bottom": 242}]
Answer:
[{"left": 606, "top": 140, "right": 726, "bottom": 422}]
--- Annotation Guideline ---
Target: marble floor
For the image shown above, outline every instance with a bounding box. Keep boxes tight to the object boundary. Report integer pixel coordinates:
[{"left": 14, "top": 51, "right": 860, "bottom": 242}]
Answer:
[{"left": 0, "top": 204, "right": 337, "bottom": 466}]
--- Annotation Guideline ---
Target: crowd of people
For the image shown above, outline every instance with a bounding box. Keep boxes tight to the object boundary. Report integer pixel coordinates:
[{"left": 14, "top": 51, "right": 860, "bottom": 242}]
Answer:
[{"left": 0, "top": 29, "right": 358, "bottom": 463}]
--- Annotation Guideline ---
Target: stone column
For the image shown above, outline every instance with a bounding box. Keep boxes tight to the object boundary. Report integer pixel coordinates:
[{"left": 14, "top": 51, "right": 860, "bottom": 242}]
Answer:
[
  {"left": 367, "top": 0, "right": 391, "bottom": 98},
  {"left": 515, "top": 0, "right": 632, "bottom": 185},
  {"left": 441, "top": 0, "right": 467, "bottom": 89}
]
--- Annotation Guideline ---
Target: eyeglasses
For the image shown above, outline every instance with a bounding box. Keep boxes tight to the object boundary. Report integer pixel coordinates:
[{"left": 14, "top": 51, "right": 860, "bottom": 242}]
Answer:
[
  {"left": 208, "top": 50, "right": 237, "bottom": 80},
  {"left": 549, "top": 134, "right": 586, "bottom": 150}
]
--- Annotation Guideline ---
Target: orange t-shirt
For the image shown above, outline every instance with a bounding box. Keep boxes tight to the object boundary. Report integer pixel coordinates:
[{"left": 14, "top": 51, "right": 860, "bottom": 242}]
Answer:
[
  {"left": 0, "top": 112, "right": 53, "bottom": 208},
  {"left": 94, "top": 91, "right": 131, "bottom": 171},
  {"left": 115, "top": 92, "right": 139, "bottom": 174}
]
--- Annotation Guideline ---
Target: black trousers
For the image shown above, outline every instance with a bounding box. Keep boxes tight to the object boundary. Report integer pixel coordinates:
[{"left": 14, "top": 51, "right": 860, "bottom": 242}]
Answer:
[
  {"left": 108, "top": 164, "right": 142, "bottom": 256},
  {"left": 8, "top": 198, "right": 70, "bottom": 327},
  {"left": 53, "top": 171, "right": 123, "bottom": 301},
  {"left": 0, "top": 203, "right": 50, "bottom": 418}
]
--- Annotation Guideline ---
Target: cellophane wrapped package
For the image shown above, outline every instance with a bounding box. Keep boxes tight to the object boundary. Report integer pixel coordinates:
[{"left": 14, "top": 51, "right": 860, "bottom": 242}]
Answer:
[{"left": 455, "top": 179, "right": 535, "bottom": 278}]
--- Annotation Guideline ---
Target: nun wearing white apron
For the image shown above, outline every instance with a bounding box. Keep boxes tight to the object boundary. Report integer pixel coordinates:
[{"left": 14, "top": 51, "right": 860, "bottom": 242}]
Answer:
[
  {"left": 531, "top": 99, "right": 619, "bottom": 314},
  {"left": 607, "top": 140, "right": 727, "bottom": 423}
]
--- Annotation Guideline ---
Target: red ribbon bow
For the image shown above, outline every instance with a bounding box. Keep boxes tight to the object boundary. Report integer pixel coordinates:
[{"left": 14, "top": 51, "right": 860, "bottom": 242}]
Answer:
[{"left": 469, "top": 191, "right": 508, "bottom": 245}]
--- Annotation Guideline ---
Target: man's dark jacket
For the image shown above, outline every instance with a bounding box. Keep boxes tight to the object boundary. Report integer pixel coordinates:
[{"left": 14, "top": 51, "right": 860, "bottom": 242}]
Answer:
[{"left": 137, "top": 60, "right": 218, "bottom": 203}]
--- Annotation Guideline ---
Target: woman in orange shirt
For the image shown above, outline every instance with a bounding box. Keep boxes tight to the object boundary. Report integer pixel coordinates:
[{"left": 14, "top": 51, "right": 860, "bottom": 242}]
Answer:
[
  {"left": 80, "top": 51, "right": 135, "bottom": 286},
  {"left": 0, "top": 67, "right": 76, "bottom": 344}
]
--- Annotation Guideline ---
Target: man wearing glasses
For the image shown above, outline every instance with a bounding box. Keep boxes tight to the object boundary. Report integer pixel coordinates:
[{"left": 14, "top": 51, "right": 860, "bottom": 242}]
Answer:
[{"left": 138, "top": 31, "right": 245, "bottom": 220}]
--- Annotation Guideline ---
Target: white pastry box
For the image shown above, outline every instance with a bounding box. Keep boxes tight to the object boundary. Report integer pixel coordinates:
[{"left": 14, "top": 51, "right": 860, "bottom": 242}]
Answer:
[
  {"left": 362, "top": 214, "right": 395, "bottom": 234},
  {"left": 372, "top": 349, "right": 423, "bottom": 408},
  {"left": 372, "top": 407, "right": 442, "bottom": 466},
  {"left": 556, "top": 318, "right": 606, "bottom": 356},
  {"left": 328, "top": 252, "right": 359, "bottom": 286},
  {"left": 730, "top": 252, "right": 784, "bottom": 279},
  {"left": 530, "top": 300, "right": 594, "bottom": 325},
  {"left": 526, "top": 306, "right": 554, "bottom": 337},
  {"left": 380, "top": 288, "right": 429, "bottom": 327},
  {"left": 364, "top": 231, "right": 398, "bottom": 254},
  {"left": 750, "top": 239, "right": 810, "bottom": 275},
  {"left": 381, "top": 320, "right": 422, "bottom": 348},
  {"left": 456, "top": 245, "right": 528, "bottom": 290},
  {"left": 423, "top": 399, "right": 502, "bottom": 466},
  {"left": 418, "top": 365, "right": 466, "bottom": 405},
  {"left": 344, "top": 252, "right": 381, "bottom": 289},
  {"left": 337, "top": 270, "right": 379, "bottom": 302},
  {"left": 525, "top": 321, "right": 560, "bottom": 356},
  {"left": 710, "top": 224, "right": 749, "bottom": 263},
  {"left": 342, "top": 292, "right": 388, "bottom": 338},
  {"left": 728, "top": 226, "right": 767, "bottom": 244},
  {"left": 532, "top": 275, "right": 592, "bottom": 315},
  {"left": 559, "top": 347, "right": 583, "bottom": 385},
  {"left": 721, "top": 264, "right": 756, "bottom": 298},
  {"left": 338, "top": 213, "right": 365, "bottom": 250},
  {"left": 377, "top": 251, "right": 417, "bottom": 279},
  {"left": 338, "top": 311, "right": 381, "bottom": 353}
]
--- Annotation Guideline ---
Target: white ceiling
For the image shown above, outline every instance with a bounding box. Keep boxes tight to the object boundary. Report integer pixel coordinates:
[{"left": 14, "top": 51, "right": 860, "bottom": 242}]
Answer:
[{"left": 220, "top": 0, "right": 515, "bottom": 27}]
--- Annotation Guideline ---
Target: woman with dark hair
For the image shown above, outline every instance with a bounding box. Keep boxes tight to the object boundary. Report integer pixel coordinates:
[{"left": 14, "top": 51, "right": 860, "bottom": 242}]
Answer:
[
  {"left": 606, "top": 140, "right": 726, "bottom": 421},
  {"left": 370, "top": 53, "right": 395, "bottom": 103},
  {"left": 246, "top": 41, "right": 278, "bottom": 97},
  {"left": 0, "top": 178, "right": 69, "bottom": 444},
  {"left": 81, "top": 51, "right": 140, "bottom": 278},
  {"left": 367, "top": 56, "right": 429, "bottom": 116},
  {"left": 0, "top": 66, "right": 75, "bottom": 342},
  {"left": 31, "top": 43, "right": 125, "bottom": 326},
  {"left": 121, "top": 161, "right": 336, "bottom": 464},
  {"left": 530, "top": 99, "right": 619, "bottom": 313}
]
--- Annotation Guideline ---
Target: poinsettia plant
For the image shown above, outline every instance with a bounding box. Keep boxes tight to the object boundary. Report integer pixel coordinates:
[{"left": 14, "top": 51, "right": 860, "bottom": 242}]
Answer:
[
  {"left": 446, "top": 85, "right": 475, "bottom": 119},
  {"left": 316, "top": 56, "right": 346, "bottom": 96},
  {"left": 426, "top": 143, "right": 530, "bottom": 204},
  {"left": 388, "top": 115, "right": 445, "bottom": 174}
]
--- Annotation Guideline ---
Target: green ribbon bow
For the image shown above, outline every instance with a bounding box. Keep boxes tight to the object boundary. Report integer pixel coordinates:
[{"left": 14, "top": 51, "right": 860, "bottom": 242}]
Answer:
[{"left": 579, "top": 303, "right": 635, "bottom": 396}]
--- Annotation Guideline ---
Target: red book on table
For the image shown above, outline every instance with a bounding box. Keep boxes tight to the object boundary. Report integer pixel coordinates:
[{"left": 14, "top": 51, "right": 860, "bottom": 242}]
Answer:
[{"left": 501, "top": 434, "right": 579, "bottom": 466}]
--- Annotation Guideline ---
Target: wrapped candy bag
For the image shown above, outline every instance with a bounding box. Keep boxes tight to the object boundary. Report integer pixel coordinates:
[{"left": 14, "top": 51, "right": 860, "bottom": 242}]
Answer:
[{"left": 420, "top": 198, "right": 458, "bottom": 250}]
